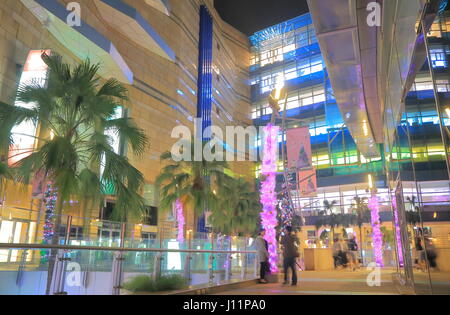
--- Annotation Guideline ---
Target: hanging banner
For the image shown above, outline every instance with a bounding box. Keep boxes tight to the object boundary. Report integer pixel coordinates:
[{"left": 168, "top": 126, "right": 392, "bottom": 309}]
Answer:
[
  {"left": 297, "top": 168, "right": 317, "bottom": 198},
  {"left": 9, "top": 50, "right": 51, "bottom": 166},
  {"left": 287, "top": 127, "right": 317, "bottom": 197}
]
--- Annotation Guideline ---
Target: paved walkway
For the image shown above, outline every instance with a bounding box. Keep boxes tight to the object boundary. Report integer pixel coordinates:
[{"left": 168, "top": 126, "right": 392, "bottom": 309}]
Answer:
[{"left": 216, "top": 270, "right": 399, "bottom": 295}]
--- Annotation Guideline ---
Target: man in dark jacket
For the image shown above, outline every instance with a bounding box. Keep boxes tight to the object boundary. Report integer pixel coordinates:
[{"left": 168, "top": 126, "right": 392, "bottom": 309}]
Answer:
[{"left": 281, "top": 226, "right": 299, "bottom": 286}]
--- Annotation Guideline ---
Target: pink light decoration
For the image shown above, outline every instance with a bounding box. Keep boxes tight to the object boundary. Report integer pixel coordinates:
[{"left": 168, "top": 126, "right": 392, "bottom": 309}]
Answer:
[
  {"left": 368, "top": 195, "right": 384, "bottom": 267},
  {"left": 260, "top": 124, "right": 279, "bottom": 273},
  {"left": 176, "top": 199, "right": 185, "bottom": 243},
  {"left": 392, "top": 197, "right": 404, "bottom": 266}
]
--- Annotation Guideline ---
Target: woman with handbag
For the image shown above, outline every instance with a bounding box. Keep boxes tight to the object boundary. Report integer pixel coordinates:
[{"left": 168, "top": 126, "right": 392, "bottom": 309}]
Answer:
[{"left": 255, "top": 229, "right": 270, "bottom": 284}]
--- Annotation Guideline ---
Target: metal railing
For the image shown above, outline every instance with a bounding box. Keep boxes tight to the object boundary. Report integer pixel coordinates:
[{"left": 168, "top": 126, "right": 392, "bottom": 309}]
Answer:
[{"left": 0, "top": 243, "right": 258, "bottom": 295}]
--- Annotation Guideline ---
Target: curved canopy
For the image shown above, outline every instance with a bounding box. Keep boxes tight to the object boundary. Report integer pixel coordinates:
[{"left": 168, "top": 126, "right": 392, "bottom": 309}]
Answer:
[
  {"left": 21, "top": 0, "right": 134, "bottom": 84},
  {"left": 94, "top": 0, "right": 176, "bottom": 62}
]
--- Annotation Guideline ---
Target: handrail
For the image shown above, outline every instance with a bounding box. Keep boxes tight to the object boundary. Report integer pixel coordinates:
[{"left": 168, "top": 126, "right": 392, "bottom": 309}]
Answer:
[{"left": 0, "top": 243, "right": 257, "bottom": 255}]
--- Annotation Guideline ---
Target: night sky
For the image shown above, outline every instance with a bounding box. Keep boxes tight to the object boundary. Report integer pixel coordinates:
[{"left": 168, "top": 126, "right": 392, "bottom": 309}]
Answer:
[{"left": 214, "top": 0, "right": 310, "bottom": 36}]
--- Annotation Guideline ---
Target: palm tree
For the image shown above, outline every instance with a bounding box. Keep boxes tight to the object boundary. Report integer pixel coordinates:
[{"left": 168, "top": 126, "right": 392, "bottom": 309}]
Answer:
[
  {"left": 323, "top": 200, "right": 337, "bottom": 241},
  {"left": 0, "top": 53, "right": 148, "bottom": 294},
  {"left": 314, "top": 213, "right": 324, "bottom": 242},
  {"left": 209, "top": 177, "right": 260, "bottom": 236},
  {"left": 323, "top": 200, "right": 337, "bottom": 216},
  {"left": 351, "top": 196, "right": 370, "bottom": 257},
  {"left": 0, "top": 102, "right": 17, "bottom": 205},
  {"left": 155, "top": 140, "right": 229, "bottom": 232}
]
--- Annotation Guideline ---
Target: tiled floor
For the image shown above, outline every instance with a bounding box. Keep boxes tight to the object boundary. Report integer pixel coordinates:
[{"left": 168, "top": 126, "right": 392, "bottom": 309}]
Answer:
[{"left": 215, "top": 270, "right": 399, "bottom": 295}]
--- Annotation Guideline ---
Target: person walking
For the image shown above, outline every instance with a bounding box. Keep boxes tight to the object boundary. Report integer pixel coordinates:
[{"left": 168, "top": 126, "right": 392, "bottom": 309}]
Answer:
[
  {"left": 425, "top": 237, "right": 438, "bottom": 271},
  {"left": 332, "top": 238, "right": 346, "bottom": 269},
  {"left": 281, "top": 226, "right": 299, "bottom": 286},
  {"left": 347, "top": 234, "right": 359, "bottom": 271},
  {"left": 255, "top": 229, "right": 270, "bottom": 284}
]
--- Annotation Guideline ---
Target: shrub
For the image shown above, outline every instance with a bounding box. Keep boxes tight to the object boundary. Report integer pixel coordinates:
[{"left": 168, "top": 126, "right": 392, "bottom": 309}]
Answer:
[
  {"left": 123, "top": 274, "right": 188, "bottom": 293},
  {"left": 154, "top": 274, "right": 188, "bottom": 292},
  {"left": 123, "top": 276, "right": 155, "bottom": 293}
]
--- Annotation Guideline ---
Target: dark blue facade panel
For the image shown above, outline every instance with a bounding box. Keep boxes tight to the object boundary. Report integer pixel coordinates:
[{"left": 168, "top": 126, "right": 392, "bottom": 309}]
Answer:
[
  {"left": 251, "top": 70, "right": 328, "bottom": 103},
  {"left": 197, "top": 5, "right": 213, "bottom": 139}
]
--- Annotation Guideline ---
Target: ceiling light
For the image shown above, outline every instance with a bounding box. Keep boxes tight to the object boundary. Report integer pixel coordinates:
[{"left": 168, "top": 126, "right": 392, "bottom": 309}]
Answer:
[{"left": 363, "top": 120, "right": 369, "bottom": 137}]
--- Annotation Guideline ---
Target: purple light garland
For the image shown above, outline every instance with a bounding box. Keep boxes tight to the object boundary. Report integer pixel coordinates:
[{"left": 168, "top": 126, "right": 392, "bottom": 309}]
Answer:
[
  {"left": 368, "top": 195, "right": 384, "bottom": 267},
  {"left": 260, "top": 124, "right": 279, "bottom": 273},
  {"left": 392, "top": 197, "right": 404, "bottom": 266},
  {"left": 43, "top": 184, "right": 57, "bottom": 244},
  {"left": 176, "top": 199, "right": 185, "bottom": 243}
]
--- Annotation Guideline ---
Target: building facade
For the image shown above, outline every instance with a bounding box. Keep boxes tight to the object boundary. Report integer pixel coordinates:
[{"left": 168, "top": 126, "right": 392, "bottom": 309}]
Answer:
[
  {"left": 250, "top": 11, "right": 450, "bottom": 285},
  {"left": 0, "top": 0, "right": 253, "bottom": 247}
]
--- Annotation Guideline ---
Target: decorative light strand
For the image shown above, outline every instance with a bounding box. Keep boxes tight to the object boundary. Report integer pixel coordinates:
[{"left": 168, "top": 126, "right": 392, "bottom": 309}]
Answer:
[
  {"left": 43, "top": 184, "right": 57, "bottom": 244},
  {"left": 176, "top": 199, "right": 185, "bottom": 243},
  {"left": 260, "top": 124, "right": 279, "bottom": 273},
  {"left": 368, "top": 195, "right": 384, "bottom": 267},
  {"left": 279, "top": 172, "right": 295, "bottom": 228}
]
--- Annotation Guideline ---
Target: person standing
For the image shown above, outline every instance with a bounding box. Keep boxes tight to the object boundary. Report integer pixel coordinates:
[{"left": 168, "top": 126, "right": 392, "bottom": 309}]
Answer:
[
  {"left": 255, "top": 229, "right": 270, "bottom": 284},
  {"left": 332, "top": 238, "right": 344, "bottom": 269},
  {"left": 281, "top": 226, "right": 299, "bottom": 286},
  {"left": 347, "top": 234, "right": 359, "bottom": 271},
  {"left": 415, "top": 236, "right": 426, "bottom": 271}
]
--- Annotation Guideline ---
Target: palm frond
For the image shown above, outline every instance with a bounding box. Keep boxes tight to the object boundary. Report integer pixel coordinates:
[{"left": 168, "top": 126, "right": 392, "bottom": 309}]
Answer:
[
  {"left": 97, "top": 78, "right": 129, "bottom": 100},
  {"left": 104, "top": 118, "right": 148, "bottom": 156}
]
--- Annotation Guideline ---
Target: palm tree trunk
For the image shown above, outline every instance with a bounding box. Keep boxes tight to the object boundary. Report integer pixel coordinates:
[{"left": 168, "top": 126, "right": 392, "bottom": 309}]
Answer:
[{"left": 45, "top": 193, "right": 64, "bottom": 295}]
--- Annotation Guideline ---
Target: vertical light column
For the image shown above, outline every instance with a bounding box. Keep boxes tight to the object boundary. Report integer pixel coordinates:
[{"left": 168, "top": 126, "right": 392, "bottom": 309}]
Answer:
[
  {"left": 368, "top": 195, "right": 383, "bottom": 267},
  {"left": 260, "top": 124, "right": 279, "bottom": 272},
  {"left": 197, "top": 5, "right": 213, "bottom": 138},
  {"left": 196, "top": 5, "right": 213, "bottom": 233},
  {"left": 176, "top": 199, "right": 185, "bottom": 243}
]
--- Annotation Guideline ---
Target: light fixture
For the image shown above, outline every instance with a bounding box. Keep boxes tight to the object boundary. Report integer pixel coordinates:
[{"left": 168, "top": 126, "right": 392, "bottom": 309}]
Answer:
[
  {"left": 175, "top": 199, "right": 185, "bottom": 243},
  {"left": 445, "top": 108, "right": 450, "bottom": 118},
  {"left": 368, "top": 174, "right": 373, "bottom": 190},
  {"left": 362, "top": 120, "right": 369, "bottom": 137}
]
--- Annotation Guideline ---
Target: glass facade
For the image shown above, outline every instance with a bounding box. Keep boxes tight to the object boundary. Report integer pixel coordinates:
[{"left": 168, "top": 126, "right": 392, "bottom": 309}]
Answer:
[
  {"left": 251, "top": 11, "right": 450, "bottom": 192},
  {"left": 251, "top": 11, "right": 450, "bottom": 294},
  {"left": 383, "top": 9, "right": 450, "bottom": 294},
  {"left": 250, "top": 14, "right": 384, "bottom": 184}
]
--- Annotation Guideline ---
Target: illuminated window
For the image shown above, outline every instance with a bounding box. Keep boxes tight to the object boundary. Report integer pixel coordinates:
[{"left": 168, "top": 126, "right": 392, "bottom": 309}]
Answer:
[
  {"left": 430, "top": 49, "right": 447, "bottom": 68},
  {"left": 283, "top": 44, "right": 296, "bottom": 54},
  {"left": 9, "top": 50, "right": 51, "bottom": 166}
]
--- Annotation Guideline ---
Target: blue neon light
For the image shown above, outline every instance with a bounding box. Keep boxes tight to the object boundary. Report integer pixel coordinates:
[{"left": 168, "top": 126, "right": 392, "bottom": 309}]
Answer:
[{"left": 197, "top": 5, "right": 213, "bottom": 141}]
